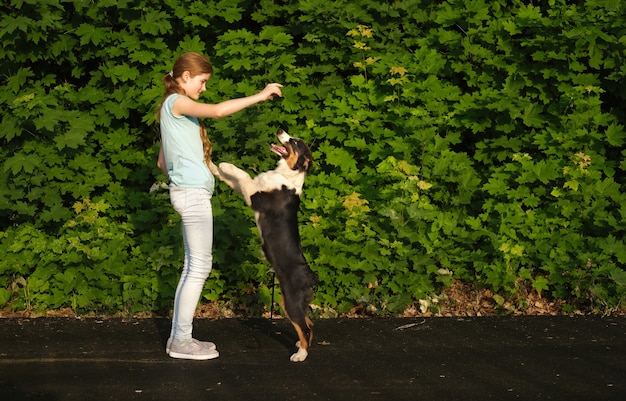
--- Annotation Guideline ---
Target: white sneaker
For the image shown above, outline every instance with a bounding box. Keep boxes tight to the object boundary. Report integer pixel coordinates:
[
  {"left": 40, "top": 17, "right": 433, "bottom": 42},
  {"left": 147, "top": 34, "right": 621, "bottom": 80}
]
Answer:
[
  {"left": 168, "top": 339, "right": 219, "bottom": 360},
  {"left": 166, "top": 337, "right": 217, "bottom": 354}
]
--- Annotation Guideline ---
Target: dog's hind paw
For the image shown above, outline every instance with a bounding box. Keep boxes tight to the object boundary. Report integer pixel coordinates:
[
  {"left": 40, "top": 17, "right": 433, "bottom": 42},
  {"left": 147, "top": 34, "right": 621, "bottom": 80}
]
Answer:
[{"left": 290, "top": 346, "right": 308, "bottom": 362}]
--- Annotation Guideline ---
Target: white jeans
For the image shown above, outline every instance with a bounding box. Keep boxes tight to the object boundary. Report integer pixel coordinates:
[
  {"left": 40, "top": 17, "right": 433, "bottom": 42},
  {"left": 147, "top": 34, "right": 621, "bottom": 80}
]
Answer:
[{"left": 169, "top": 184, "right": 213, "bottom": 342}]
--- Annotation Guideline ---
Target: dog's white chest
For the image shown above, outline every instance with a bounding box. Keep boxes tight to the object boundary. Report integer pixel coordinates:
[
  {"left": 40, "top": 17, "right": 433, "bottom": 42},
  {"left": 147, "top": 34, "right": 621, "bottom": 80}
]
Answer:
[{"left": 254, "top": 169, "right": 304, "bottom": 195}]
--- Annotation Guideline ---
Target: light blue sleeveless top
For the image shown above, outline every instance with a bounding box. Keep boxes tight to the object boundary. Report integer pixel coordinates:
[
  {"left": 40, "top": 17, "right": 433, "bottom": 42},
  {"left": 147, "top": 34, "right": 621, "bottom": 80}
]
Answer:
[{"left": 160, "top": 94, "right": 214, "bottom": 193}]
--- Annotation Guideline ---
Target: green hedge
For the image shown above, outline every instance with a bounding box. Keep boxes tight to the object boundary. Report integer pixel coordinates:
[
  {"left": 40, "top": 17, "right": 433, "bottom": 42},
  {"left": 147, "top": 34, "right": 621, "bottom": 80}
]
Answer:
[{"left": 1, "top": 0, "right": 625, "bottom": 316}]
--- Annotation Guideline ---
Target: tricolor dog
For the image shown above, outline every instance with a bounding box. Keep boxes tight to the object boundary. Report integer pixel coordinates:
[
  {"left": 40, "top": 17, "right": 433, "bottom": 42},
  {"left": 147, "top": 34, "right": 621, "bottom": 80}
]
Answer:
[{"left": 209, "top": 128, "right": 317, "bottom": 362}]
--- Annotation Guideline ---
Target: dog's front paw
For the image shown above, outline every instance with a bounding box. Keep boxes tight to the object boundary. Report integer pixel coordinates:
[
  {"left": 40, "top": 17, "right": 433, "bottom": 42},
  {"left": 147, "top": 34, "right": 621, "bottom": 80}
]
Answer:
[
  {"left": 217, "top": 162, "right": 237, "bottom": 176},
  {"left": 207, "top": 161, "right": 221, "bottom": 177}
]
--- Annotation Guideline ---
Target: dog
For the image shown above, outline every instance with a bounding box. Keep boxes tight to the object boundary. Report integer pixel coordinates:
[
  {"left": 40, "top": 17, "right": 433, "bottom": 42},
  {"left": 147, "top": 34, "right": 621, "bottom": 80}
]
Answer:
[{"left": 209, "top": 128, "right": 317, "bottom": 362}]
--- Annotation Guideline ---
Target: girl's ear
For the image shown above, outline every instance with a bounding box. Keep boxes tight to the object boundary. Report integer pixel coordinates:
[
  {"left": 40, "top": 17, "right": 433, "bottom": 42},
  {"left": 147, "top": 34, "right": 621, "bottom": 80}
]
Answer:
[{"left": 181, "top": 71, "right": 191, "bottom": 82}]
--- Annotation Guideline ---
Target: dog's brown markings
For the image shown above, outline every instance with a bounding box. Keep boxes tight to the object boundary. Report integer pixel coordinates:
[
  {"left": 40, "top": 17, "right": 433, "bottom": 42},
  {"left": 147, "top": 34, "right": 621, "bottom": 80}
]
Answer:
[
  {"left": 284, "top": 143, "right": 299, "bottom": 169},
  {"left": 281, "top": 295, "right": 314, "bottom": 352}
]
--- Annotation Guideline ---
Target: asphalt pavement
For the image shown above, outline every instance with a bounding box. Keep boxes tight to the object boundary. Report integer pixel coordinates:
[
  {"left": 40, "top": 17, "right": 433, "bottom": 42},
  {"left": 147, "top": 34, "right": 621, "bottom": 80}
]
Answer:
[{"left": 1, "top": 316, "right": 624, "bottom": 400}]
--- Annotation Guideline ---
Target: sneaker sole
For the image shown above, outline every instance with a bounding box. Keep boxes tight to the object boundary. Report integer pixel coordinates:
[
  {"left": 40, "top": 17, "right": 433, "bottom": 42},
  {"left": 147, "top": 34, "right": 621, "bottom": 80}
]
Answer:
[{"left": 168, "top": 350, "right": 220, "bottom": 361}]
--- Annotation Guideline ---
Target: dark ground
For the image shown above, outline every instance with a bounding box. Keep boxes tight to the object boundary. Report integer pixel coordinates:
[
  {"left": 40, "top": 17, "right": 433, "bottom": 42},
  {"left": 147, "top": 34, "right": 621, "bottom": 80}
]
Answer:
[{"left": 1, "top": 316, "right": 624, "bottom": 400}]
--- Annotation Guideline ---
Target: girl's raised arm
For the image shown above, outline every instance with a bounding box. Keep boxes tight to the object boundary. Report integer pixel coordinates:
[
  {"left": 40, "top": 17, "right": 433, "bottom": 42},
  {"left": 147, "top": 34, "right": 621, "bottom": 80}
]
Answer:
[{"left": 174, "top": 83, "right": 283, "bottom": 119}]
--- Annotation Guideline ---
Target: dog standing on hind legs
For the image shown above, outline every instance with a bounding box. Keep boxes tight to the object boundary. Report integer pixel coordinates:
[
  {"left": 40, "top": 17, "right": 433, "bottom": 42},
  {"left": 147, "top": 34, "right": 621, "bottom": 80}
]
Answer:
[{"left": 209, "top": 128, "right": 317, "bottom": 362}]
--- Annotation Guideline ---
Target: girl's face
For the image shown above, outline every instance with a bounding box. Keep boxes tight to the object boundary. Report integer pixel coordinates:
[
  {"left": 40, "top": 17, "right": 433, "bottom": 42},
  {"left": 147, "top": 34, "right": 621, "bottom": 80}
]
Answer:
[{"left": 180, "top": 72, "right": 211, "bottom": 100}]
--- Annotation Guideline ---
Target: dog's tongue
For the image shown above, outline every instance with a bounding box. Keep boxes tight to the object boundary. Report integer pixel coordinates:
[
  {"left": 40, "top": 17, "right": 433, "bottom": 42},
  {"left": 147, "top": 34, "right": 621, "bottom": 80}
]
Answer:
[{"left": 271, "top": 143, "right": 288, "bottom": 157}]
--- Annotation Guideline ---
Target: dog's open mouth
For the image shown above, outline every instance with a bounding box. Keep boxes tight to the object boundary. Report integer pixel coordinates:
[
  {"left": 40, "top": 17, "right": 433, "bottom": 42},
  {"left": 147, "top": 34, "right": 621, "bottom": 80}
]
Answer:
[{"left": 271, "top": 143, "right": 289, "bottom": 157}]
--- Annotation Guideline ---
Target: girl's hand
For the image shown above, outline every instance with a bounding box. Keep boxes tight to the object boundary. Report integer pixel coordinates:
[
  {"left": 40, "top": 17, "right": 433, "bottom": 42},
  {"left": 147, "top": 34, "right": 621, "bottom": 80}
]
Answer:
[{"left": 259, "top": 83, "right": 283, "bottom": 100}]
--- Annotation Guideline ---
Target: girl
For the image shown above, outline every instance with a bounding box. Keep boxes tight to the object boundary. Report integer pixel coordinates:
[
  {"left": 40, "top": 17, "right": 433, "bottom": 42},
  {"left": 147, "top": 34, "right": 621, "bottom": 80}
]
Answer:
[{"left": 157, "top": 52, "right": 283, "bottom": 360}]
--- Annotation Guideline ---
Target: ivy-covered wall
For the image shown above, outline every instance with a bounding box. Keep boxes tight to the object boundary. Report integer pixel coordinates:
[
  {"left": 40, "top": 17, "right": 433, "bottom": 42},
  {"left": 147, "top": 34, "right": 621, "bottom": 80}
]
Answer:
[{"left": 1, "top": 0, "right": 625, "bottom": 316}]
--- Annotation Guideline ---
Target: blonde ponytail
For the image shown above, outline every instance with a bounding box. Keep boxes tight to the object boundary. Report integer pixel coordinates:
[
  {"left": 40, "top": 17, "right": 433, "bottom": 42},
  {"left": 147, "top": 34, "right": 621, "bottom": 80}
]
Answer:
[{"left": 199, "top": 122, "right": 213, "bottom": 166}]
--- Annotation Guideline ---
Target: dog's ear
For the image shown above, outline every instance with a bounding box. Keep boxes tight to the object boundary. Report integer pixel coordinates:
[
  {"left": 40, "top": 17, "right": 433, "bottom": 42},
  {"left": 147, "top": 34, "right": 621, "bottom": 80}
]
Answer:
[{"left": 298, "top": 155, "right": 312, "bottom": 173}]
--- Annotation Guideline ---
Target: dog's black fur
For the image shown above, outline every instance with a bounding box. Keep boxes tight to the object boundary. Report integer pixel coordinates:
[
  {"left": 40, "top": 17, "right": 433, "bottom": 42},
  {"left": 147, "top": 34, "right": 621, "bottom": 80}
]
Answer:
[{"left": 209, "top": 129, "right": 316, "bottom": 362}]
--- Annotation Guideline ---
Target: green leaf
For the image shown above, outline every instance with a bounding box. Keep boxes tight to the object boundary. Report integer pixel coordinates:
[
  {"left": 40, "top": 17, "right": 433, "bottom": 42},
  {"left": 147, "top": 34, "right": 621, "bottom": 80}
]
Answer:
[
  {"left": 588, "top": 41, "right": 603, "bottom": 69},
  {"left": 534, "top": 159, "right": 561, "bottom": 184},
  {"left": 34, "top": 109, "right": 66, "bottom": 132},
  {"left": 0, "top": 114, "right": 22, "bottom": 140},
  {"left": 605, "top": 123, "right": 625, "bottom": 147},
  {"left": 4, "top": 153, "right": 39, "bottom": 174},
  {"left": 6, "top": 67, "right": 35, "bottom": 93},
  {"left": 532, "top": 276, "right": 549, "bottom": 293},
  {"left": 129, "top": 50, "right": 156, "bottom": 65},
  {"left": 0, "top": 288, "right": 11, "bottom": 307},
  {"left": 140, "top": 11, "right": 172, "bottom": 35},
  {"left": 218, "top": 1, "right": 244, "bottom": 23},
  {"left": 522, "top": 103, "right": 544, "bottom": 128},
  {"left": 0, "top": 14, "right": 32, "bottom": 35},
  {"left": 516, "top": 4, "right": 543, "bottom": 20},
  {"left": 75, "top": 24, "right": 107, "bottom": 46},
  {"left": 323, "top": 145, "right": 357, "bottom": 175},
  {"left": 55, "top": 117, "right": 94, "bottom": 150},
  {"left": 610, "top": 268, "right": 626, "bottom": 287}
]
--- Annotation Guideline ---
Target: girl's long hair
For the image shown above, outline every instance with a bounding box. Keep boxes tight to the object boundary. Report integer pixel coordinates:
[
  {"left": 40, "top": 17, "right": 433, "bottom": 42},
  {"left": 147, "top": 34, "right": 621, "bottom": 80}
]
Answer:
[{"left": 156, "top": 52, "right": 214, "bottom": 166}]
